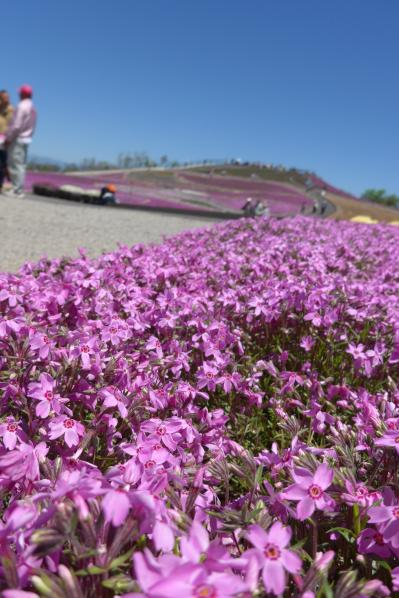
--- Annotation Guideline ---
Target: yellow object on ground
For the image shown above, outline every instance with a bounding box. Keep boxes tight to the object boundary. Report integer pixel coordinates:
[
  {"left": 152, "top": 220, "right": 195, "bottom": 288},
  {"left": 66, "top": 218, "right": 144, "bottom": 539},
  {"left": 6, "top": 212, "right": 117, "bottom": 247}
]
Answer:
[
  {"left": 389, "top": 221, "right": 399, "bottom": 226},
  {"left": 350, "top": 215, "right": 379, "bottom": 224}
]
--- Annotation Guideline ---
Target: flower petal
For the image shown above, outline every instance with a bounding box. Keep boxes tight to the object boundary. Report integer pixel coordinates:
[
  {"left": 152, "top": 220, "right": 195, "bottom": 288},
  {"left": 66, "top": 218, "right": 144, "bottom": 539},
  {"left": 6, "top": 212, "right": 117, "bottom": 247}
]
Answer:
[
  {"left": 297, "top": 496, "right": 315, "bottom": 520},
  {"left": 281, "top": 548, "right": 302, "bottom": 574},
  {"left": 247, "top": 524, "right": 268, "bottom": 549},
  {"left": 268, "top": 521, "right": 291, "bottom": 548},
  {"left": 282, "top": 484, "right": 308, "bottom": 500},
  {"left": 153, "top": 521, "right": 174, "bottom": 552},
  {"left": 262, "top": 559, "right": 286, "bottom": 596},
  {"left": 314, "top": 463, "right": 334, "bottom": 490}
]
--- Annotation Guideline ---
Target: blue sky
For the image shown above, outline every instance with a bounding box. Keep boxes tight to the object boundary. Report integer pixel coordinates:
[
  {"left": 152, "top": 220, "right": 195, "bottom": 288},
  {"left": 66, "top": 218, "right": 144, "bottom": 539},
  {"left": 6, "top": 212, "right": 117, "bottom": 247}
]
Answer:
[{"left": 3, "top": 0, "right": 398, "bottom": 195}]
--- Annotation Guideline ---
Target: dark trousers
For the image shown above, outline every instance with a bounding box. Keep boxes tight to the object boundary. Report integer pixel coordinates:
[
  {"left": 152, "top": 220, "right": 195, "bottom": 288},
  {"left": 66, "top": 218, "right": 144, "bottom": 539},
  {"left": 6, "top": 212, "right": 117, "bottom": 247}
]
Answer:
[{"left": 0, "top": 149, "right": 7, "bottom": 189}]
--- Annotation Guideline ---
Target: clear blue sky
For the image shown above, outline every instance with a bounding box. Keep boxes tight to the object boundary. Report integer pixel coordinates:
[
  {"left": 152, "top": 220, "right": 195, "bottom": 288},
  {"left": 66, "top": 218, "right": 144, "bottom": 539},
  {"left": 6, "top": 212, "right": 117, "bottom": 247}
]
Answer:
[{"left": 3, "top": 0, "right": 398, "bottom": 195}]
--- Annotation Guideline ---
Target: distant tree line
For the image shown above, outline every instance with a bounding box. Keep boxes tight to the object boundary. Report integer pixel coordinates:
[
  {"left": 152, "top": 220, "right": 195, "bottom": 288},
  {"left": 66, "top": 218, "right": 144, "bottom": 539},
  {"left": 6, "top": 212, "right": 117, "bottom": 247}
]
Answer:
[
  {"left": 27, "top": 153, "right": 214, "bottom": 172},
  {"left": 361, "top": 189, "right": 399, "bottom": 208}
]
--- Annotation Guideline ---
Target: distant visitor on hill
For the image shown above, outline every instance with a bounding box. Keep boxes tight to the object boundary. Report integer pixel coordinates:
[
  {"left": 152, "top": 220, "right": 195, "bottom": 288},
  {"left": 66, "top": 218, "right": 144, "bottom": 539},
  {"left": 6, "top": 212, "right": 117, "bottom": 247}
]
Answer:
[
  {"left": 242, "top": 197, "right": 270, "bottom": 218},
  {"left": 4, "top": 85, "right": 37, "bottom": 198},
  {"left": 0, "top": 90, "right": 14, "bottom": 193},
  {"left": 99, "top": 184, "right": 117, "bottom": 205},
  {"left": 254, "top": 199, "right": 270, "bottom": 217},
  {"left": 243, "top": 196, "right": 255, "bottom": 216}
]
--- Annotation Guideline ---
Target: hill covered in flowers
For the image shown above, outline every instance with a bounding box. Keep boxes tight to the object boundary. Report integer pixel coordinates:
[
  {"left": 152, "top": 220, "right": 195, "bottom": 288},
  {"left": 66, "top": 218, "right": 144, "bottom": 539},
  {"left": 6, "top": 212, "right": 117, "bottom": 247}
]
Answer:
[{"left": 1, "top": 217, "right": 399, "bottom": 597}]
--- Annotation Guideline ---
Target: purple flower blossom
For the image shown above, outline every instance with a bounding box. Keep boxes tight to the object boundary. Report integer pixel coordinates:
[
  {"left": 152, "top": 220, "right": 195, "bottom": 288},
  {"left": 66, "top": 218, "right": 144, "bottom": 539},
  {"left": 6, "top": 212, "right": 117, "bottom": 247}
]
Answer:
[
  {"left": 0, "top": 418, "right": 22, "bottom": 450},
  {"left": 48, "top": 416, "right": 85, "bottom": 447},
  {"left": 28, "top": 373, "right": 66, "bottom": 418},
  {"left": 245, "top": 522, "right": 301, "bottom": 596},
  {"left": 282, "top": 463, "right": 334, "bottom": 520},
  {"left": 374, "top": 430, "right": 399, "bottom": 454}
]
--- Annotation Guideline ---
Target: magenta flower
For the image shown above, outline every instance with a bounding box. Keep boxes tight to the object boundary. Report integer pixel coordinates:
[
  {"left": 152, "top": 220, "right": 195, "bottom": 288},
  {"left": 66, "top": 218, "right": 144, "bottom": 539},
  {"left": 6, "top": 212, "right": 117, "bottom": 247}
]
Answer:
[
  {"left": 196, "top": 362, "right": 219, "bottom": 391},
  {"left": 216, "top": 371, "right": 242, "bottom": 393},
  {"left": 101, "top": 385, "right": 128, "bottom": 418},
  {"left": 341, "top": 481, "right": 380, "bottom": 508},
  {"left": 357, "top": 528, "right": 393, "bottom": 559},
  {"left": 29, "top": 331, "right": 52, "bottom": 359},
  {"left": 140, "top": 417, "right": 183, "bottom": 452},
  {"left": 282, "top": 463, "right": 334, "bottom": 520},
  {"left": 368, "top": 503, "right": 399, "bottom": 547},
  {"left": 70, "top": 337, "right": 97, "bottom": 369},
  {"left": 28, "top": 373, "right": 66, "bottom": 418},
  {"left": 0, "top": 441, "right": 48, "bottom": 481},
  {"left": 300, "top": 335, "right": 315, "bottom": 352},
  {"left": 0, "top": 418, "right": 21, "bottom": 450},
  {"left": 134, "top": 549, "right": 248, "bottom": 597},
  {"left": 245, "top": 522, "right": 301, "bottom": 596},
  {"left": 392, "top": 567, "right": 399, "bottom": 592},
  {"left": 146, "top": 335, "right": 164, "bottom": 358},
  {"left": 153, "top": 520, "right": 175, "bottom": 552},
  {"left": 374, "top": 430, "right": 399, "bottom": 454},
  {"left": 102, "top": 488, "right": 131, "bottom": 526},
  {"left": 48, "top": 416, "right": 85, "bottom": 447},
  {"left": 346, "top": 342, "right": 366, "bottom": 361}
]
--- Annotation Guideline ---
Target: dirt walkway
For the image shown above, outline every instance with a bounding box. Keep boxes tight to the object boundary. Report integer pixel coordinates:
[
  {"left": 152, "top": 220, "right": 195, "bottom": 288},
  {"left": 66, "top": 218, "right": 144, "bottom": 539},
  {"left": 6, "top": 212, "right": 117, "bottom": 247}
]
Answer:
[{"left": 0, "top": 193, "right": 216, "bottom": 273}]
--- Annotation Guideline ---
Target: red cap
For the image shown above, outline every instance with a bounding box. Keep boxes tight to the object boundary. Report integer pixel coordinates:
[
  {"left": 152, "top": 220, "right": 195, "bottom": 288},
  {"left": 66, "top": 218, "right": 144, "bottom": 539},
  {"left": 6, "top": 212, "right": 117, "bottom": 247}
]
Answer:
[{"left": 19, "top": 85, "right": 33, "bottom": 98}]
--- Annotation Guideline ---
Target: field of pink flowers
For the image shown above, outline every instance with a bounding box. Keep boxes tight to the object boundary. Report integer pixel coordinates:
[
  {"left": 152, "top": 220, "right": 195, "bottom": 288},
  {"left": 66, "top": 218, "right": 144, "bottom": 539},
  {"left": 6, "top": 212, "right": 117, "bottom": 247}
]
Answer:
[{"left": 1, "top": 217, "right": 399, "bottom": 597}]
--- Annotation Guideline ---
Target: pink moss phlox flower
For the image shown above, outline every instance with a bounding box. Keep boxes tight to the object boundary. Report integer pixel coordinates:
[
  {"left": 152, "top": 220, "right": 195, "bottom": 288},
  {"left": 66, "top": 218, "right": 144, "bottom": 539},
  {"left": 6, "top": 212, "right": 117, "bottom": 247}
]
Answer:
[
  {"left": 101, "top": 319, "right": 127, "bottom": 345},
  {"left": 374, "top": 430, "right": 399, "bottom": 454},
  {"left": 153, "top": 520, "right": 175, "bottom": 553},
  {"left": 102, "top": 488, "right": 131, "bottom": 526},
  {"left": 346, "top": 342, "right": 367, "bottom": 361},
  {"left": 196, "top": 362, "right": 219, "bottom": 392},
  {"left": 146, "top": 336, "right": 164, "bottom": 358},
  {"left": 341, "top": 481, "right": 380, "bottom": 508},
  {"left": 300, "top": 335, "right": 315, "bottom": 352},
  {"left": 0, "top": 418, "right": 22, "bottom": 450},
  {"left": 180, "top": 521, "right": 244, "bottom": 573},
  {"left": 48, "top": 416, "right": 85, "bottom": 447},
  {"left": 72, "top": 337, "right": 97, "bottom": 369},
  {"left": 258, "top": 437, "right": 302, "bottom": 472},
  {"left": 216, "top": 371, "right": 242, "bottom": 393},
  {"left": 101, "top": 385, "right": 128, "bottom": 418},
  {"left": 28, "top": 373, "right": 67, "bottom": 418},
  {"left": 245, "top": 522, "right": 301, "bottom": 596},
  {"left": 140, "top": 418, "right": 183, "bottom": 452},
  {"left": 134, "top": 548, "right": 248, "bottom": 597},
  {"left": 367, "top": 504, "right": 399, "bottom": 548},
  {"left": 392, "top": 566, "right": 399, "bottom": 592},
  {"left": 282, "top": 463, "right": 334, "bottom": 520},
  {"left": 0, "top": 441, "right": 48, "bottom": 481},
  {"left": 357, "top": 528, "right": 395, "bottom": 559},
  {"left": 51, "top": 469, "right": 104, "bottom": 520},
  {"left": 29, "top": 331, "right": 52, "bottom": 359}
]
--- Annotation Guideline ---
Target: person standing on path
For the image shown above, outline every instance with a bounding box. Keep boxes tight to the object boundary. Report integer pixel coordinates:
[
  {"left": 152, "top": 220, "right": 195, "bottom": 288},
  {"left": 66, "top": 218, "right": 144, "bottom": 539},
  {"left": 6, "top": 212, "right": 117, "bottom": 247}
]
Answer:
[
  {"left": 0, "top": 90, "right": 14, "bottom": 193},
  {"left": 4, "top": 85, "right": 37, "bottom": 198}
]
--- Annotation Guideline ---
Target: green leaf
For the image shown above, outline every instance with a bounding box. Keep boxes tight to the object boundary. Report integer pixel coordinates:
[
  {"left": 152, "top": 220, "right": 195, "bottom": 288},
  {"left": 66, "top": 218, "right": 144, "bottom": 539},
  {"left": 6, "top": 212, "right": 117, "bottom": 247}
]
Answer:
[
  {"left": 327, "top": 526, "right": 355, "bottom": 543},
  {"left": 255, "top": 464, "right": 264, "bottom": 485},
  {"left": 76, "top": 565, "right": 107, "bottom": 576},
  {"left": 101, "top": 574, "right": 135, "bottom": 592},
  {"left": 109, "top": 548, "right": 134, "bottom": 570},
  {"left": 319, "top": 579, "right": 334, "bottom": 598}
]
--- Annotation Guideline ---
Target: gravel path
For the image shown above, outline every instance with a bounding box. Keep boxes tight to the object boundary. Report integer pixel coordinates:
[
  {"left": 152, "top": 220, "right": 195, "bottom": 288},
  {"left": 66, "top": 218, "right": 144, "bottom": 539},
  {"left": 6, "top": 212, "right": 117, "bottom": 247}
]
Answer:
[{"left": 0, "top": 193, "right": 218, "bottom": 273}]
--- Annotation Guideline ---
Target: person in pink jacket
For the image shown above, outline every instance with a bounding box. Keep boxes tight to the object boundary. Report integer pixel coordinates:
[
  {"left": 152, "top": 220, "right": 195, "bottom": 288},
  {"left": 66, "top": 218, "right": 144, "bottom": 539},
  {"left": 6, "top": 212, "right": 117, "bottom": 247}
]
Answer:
[{"left": 4, "top": 85, "right": 37, "bottom": 198}]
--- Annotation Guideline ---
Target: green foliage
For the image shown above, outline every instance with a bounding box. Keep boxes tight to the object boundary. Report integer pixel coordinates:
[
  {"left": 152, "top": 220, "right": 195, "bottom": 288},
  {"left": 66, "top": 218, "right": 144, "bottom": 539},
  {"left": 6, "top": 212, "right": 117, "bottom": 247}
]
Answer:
[{"left": 362, "top": 188, "right": 399, "bottom": 208}]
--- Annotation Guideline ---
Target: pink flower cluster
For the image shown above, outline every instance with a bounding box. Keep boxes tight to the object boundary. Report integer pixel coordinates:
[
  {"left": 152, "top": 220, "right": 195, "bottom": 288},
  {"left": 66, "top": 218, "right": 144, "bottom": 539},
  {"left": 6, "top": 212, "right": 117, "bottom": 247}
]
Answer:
[{"left": 1, "top": 216, "right": 399, "bottom": 596}]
